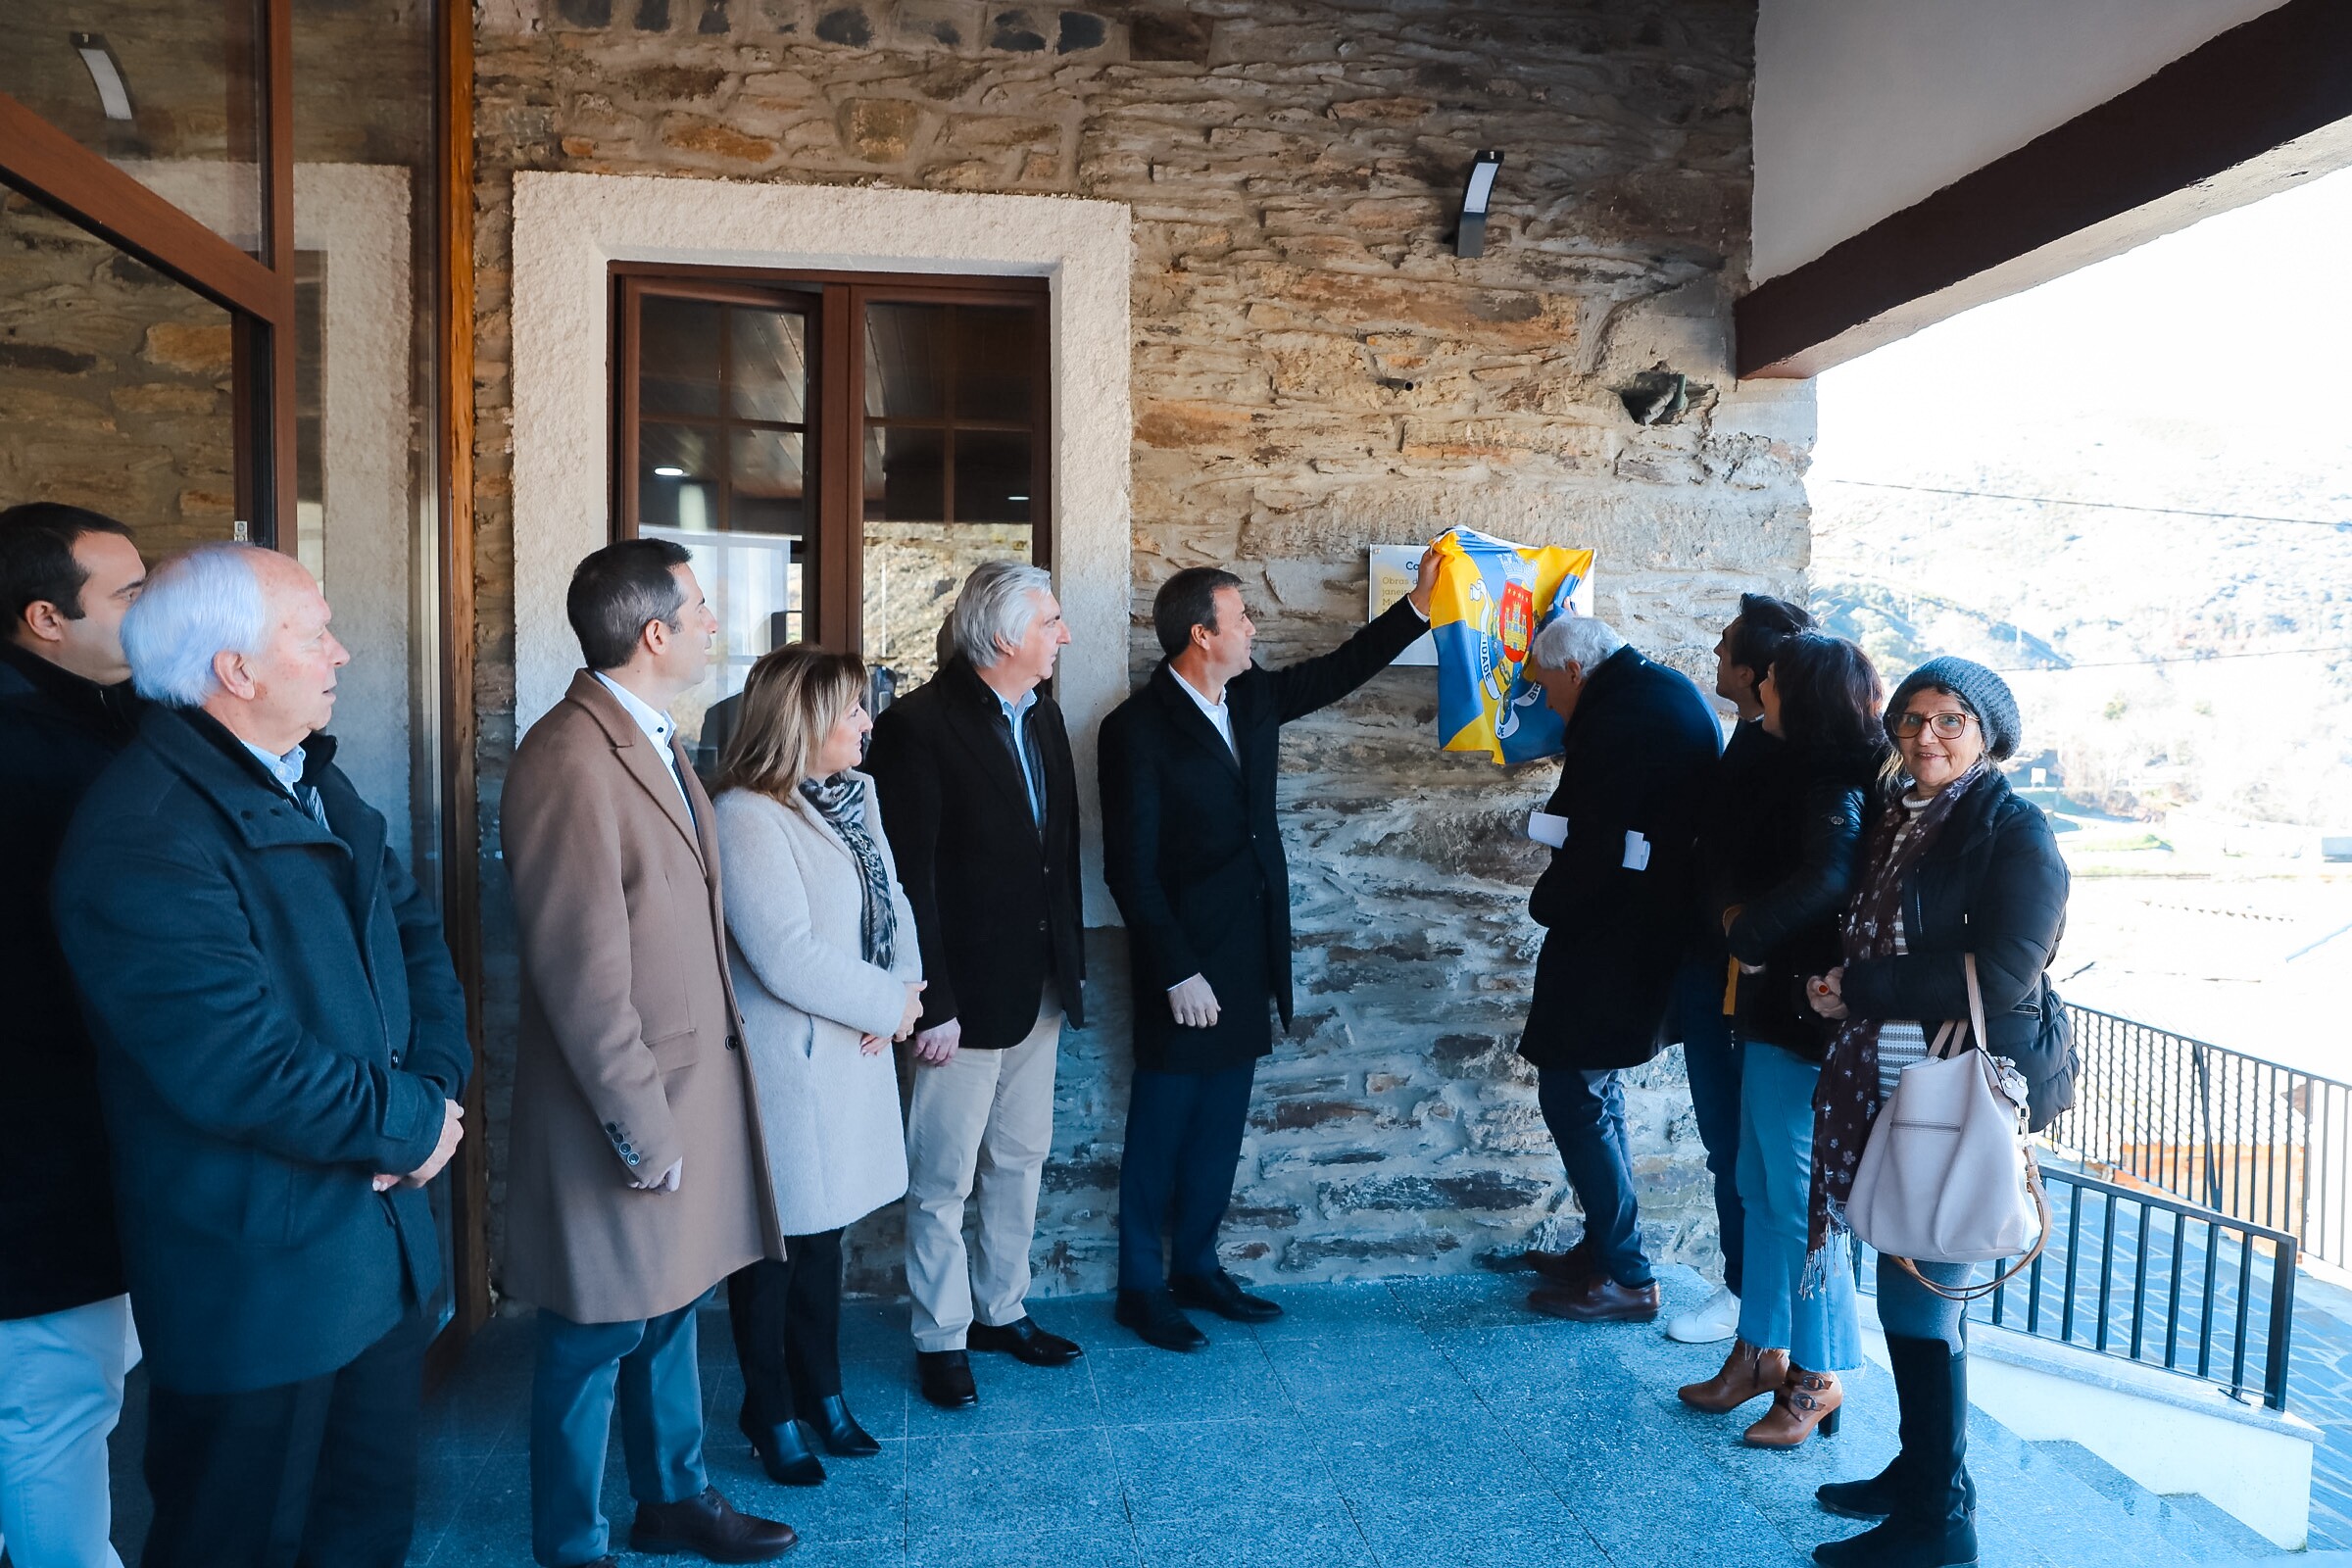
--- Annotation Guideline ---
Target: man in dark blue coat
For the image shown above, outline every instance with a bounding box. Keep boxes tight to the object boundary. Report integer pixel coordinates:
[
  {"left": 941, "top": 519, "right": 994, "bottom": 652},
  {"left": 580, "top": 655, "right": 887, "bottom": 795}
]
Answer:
[
  {"left": 1515, "top": 614, "right": 1721, "bottom": 1324},
  {"left": 53, "top": 543, "right": 470, "bottom": 1568},
  {"left": 1098, "top": 550, "right": 1437, "bottom": 1350},
  {"left": 0, "top": 503, "right": 146, "bottom": 1568}
]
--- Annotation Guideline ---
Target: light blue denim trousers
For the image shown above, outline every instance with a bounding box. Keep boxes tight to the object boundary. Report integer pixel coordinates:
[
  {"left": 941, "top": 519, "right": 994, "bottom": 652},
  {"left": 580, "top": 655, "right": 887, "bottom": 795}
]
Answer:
[{"left": 1734, "top": 1039, "right": 1863, "bottom": 1371}]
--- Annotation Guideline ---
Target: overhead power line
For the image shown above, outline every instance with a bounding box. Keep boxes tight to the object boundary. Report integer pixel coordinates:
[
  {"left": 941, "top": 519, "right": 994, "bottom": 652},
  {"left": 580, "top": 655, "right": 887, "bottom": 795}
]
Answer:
[
  {"left": 1986, "top": 644, "right": 2352, "bottom": 673},
  {"left": 1817, "top": 477, "right": 2351, "bottom": 531}
]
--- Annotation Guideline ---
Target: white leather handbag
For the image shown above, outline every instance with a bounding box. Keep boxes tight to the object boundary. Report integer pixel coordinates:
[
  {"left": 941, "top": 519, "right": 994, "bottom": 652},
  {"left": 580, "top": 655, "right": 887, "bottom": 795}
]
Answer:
[{"left": 1848, "top": 956, "right": 2050, "bottom": 1300}]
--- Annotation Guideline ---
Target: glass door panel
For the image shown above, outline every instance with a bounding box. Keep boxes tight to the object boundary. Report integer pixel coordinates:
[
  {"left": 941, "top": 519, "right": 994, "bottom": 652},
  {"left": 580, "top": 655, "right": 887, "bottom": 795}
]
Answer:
[
  {"left": 859, "top": 296, "right": 1043, "bottom": 697},
  {"left": 1, "top": 0, "right": 269, "bottom": 256},
  {"left": 0, "top": 187, "right": 239, "bottom": 549},
  {"left": 629, "top": 287, "right": 815, "bottom": 774}
]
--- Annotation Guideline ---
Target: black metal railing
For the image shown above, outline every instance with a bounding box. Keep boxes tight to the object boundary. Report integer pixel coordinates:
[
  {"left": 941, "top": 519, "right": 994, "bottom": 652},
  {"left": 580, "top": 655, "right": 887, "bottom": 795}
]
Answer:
[
  {"left": 2042, "top": 1005, "right": 2352, "bottom": 1270},
  {"left": 1863, "top": 1165, "right": 2299, "bottom": 1411}
]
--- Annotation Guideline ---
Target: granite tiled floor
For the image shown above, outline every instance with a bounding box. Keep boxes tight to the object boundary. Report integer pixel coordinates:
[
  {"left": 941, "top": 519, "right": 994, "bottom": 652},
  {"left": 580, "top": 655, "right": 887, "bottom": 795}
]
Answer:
[{"left": 100, "top": 1266, "right": 2328, "bottom": 1566}]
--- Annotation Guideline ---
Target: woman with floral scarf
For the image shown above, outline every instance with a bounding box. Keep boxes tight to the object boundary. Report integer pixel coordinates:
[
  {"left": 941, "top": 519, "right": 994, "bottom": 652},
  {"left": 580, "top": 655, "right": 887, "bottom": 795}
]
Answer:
[{"left": 1802, "top": 657, "right": 2074, "bottom": 1568}]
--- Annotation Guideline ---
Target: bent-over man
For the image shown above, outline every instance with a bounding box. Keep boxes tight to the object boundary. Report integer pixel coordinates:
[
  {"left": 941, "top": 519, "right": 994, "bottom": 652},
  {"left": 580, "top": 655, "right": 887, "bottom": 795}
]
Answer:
[{"left": 1516, "top": 614, "right": 1720, "bottom": 1323}]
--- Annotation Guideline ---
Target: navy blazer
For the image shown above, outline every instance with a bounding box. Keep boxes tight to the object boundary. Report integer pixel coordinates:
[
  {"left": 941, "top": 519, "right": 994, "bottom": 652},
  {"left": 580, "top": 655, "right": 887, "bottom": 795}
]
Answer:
[
  {"left": 1519, "top": 645, "right": 1722, "bottom": 1072},
  {"left": 53, "top": 707, "right": 471, "bottom": 1394},
  {"left": 1098, "top": 596, "right": 1427, "bottom": 1073}
]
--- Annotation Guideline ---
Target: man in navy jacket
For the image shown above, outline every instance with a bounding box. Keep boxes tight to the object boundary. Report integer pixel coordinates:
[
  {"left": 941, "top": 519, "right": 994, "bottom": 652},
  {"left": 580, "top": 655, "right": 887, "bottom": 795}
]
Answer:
[
  {"left": 1099, "top": 550, "right": 1437, "bottom": 1350},
  {"left": 53, "top": 544, "right": 469, "bottom": 1568}
]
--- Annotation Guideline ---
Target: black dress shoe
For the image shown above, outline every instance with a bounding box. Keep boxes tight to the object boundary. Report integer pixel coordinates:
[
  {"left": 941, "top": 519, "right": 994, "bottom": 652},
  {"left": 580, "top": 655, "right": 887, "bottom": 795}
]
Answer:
[
  {"left": 1170, "top": 1269, "right": 1284, "bottom": 1323},
  {"left": 629, "top": 1486, "right": 799, "bottom": 1562},
  {"left": 561, "top": 1558, "right": 618, "bottom": 1568},
  {"left": 737, "top": 1410, "right": 825, "bottom": 1486},
  {"left": 968, "top": 1316, "right": 1085, "bottom": 1366},
  {"left": 1113, "top": 1288, "right": 1208, "bottom": 1351},
  {"left": 799, "top": 1393, "right": 881, "bottom": 1457},
  {"left": 1526, "top": 1236, "right": 1600, "bottom": 1287},
  {"left": 916, "top": 1348, "right": 979, "bottom": 1409}
]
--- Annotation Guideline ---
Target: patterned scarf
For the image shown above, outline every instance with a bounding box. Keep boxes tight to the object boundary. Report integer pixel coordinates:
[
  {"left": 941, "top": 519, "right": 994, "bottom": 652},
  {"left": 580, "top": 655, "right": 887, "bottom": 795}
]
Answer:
[
  {"left": 1802, "top": 760, "right": 1987, "bottom": 1280},
  {"left": 798, "top": 773, "right": 897, "bottom": 969}
]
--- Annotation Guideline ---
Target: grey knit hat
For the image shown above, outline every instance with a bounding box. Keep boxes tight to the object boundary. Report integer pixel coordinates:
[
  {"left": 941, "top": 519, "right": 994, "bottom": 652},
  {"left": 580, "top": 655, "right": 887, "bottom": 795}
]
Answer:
[{"left": 1886, "top": 656, "right": 2021, "bottom": 760}]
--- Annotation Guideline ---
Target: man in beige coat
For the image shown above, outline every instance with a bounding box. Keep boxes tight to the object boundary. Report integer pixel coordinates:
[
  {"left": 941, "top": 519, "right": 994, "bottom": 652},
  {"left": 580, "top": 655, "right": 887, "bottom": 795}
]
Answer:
[{"left": 502, "top": 538, "right": 796, "bottom": 1568}]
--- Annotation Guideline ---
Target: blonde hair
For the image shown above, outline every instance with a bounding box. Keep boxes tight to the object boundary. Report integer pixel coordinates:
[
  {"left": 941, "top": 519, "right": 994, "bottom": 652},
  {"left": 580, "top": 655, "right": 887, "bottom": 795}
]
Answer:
[{"left": 716, "top": 645, "right": 868, "bottom": 801}]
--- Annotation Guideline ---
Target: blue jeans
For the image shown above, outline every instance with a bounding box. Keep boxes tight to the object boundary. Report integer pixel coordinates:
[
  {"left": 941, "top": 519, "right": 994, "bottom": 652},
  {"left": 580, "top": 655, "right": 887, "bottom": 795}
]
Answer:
[
  {"left": 1673, "top": 950, "right": 1745, "bottom": 1297},
  {"left": 1735, "top": 1042, "right": 1860, "bottom": 1372},
  {"left": 0, "top": 1295, "right": 128, "bottom": 1568},
  {"left": 1538, "top": 1067, "right": 1651, "bottom": 1288},
  {"left": 1878, "top": 1258, "right": 1977, "bottom": 1349},
  {"left": 530, "top": 1302, "right": 709, "bottom": 1567}
]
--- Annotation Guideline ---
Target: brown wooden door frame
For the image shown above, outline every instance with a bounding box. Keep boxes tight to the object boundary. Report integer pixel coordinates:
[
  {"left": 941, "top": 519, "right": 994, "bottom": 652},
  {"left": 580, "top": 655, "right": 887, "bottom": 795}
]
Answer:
[{"left": 610, "top": 263, "right": 1054, "bottom": 655}]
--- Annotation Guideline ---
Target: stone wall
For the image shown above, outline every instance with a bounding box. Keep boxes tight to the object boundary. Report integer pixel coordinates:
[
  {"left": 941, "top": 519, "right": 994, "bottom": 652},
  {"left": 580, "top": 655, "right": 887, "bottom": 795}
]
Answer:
[{"left": 469, "top": 0, "right": 1814, "bottom": 1298}]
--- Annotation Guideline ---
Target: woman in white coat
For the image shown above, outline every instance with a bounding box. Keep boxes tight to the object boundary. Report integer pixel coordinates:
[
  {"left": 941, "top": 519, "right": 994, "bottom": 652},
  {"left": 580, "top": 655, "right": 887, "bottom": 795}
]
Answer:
[{"left": 714, "top": 647, "right": 924, "bottom": 1487}]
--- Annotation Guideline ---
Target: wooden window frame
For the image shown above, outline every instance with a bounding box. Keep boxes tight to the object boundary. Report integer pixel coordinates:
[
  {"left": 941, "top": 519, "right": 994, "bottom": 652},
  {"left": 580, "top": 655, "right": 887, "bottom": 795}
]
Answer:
[{"left": 611, "top": 263, "right": 1054, "bottom": 654}]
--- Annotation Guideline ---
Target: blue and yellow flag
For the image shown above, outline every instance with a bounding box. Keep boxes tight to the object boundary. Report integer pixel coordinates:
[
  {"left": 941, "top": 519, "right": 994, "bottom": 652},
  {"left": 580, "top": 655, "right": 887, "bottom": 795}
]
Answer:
[{"left": 1429, "top": 528, "right": 1594, "bottom": 764}]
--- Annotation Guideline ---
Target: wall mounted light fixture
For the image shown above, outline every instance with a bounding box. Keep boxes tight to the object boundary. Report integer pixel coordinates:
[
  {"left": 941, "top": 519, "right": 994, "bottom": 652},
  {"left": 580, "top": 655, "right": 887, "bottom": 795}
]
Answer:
[
  {"left": 1453, "top": 150, "right": 1504, "bottom": 258},
  {"left": 72, "top": 33, "right": 135, "bottom": 122}
]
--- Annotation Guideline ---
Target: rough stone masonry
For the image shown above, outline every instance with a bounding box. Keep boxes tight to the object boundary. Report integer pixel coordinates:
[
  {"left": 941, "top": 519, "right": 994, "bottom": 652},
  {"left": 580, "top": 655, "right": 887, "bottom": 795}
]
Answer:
[{"left": 468, "top": 0, "right": 1814, "bottom": 1299}]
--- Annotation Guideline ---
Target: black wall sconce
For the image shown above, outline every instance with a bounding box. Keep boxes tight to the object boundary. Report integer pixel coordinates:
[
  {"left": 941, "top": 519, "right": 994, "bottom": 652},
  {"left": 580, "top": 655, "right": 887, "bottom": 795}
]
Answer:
[{"left": 1453, "top": 150, "right": 1504, "bottom": 258}]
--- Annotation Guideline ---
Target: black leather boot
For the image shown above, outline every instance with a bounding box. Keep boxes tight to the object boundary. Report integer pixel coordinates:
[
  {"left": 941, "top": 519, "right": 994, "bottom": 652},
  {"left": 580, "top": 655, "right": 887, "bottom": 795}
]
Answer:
[
  {"left": 1814, "top": 1341, "right": 1976, "bottom": 1567},
  {"left": 800, "top": 1393, "right": 881, "bottom": 1457},
  {"left": 738, "top": 1409, "right": 826, "bottom": 1486},
  {"left": 1816, "top": 1336, "right": 1979, "bottom": 1520}
]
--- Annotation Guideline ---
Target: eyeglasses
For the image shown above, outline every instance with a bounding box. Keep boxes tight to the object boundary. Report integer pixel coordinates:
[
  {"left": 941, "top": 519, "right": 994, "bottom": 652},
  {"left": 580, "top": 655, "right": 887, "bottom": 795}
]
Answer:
[{"left": 1888, "top": 711, "right": 1977, "bottom": 740}]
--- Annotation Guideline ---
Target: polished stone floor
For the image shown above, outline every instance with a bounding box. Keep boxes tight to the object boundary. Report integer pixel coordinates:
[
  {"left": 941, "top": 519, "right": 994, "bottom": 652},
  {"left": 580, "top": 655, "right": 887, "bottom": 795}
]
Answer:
[{"left": 100, "top": 1266, "right": 2332, "bottom": 1567}]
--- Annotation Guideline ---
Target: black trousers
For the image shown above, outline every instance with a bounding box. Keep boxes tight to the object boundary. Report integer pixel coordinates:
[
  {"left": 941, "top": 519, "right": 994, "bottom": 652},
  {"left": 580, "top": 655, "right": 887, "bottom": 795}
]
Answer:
[
  {"left": 1117, "top": 1061, "right": 1257, "bottom": 1293},
  {"left": 725, "top": 1229, "right": 845, "bottom": 1432},
  {"left": 140, "top": 1311, "right": 429, "bottom": 1568}
]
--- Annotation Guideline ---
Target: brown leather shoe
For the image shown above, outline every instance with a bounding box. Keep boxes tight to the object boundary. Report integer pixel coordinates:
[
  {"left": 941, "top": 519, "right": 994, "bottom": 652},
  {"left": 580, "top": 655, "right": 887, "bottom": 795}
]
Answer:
[
  {"left": 1743, "top": 1366, "right": 1842, "bottom": 1447},
  {"left": 1678, "top": 1339, "right": 1791, "bottom": 1413},
  {"left": 1527, "top": 1274, "right": 1660, "bottom": 1323},
  {"left": 629, "top": 1486, "right": 799, "bottom": 1562},
  {"left": 1526, "top": 1237, "right": 1600, "bottom": 1287}
]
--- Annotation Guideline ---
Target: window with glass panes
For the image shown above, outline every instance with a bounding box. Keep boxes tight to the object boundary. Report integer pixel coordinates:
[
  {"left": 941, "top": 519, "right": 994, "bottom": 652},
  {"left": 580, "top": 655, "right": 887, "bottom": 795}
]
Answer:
[{"left": 612, "top": 269, "right": 1051, "bottom": 767}]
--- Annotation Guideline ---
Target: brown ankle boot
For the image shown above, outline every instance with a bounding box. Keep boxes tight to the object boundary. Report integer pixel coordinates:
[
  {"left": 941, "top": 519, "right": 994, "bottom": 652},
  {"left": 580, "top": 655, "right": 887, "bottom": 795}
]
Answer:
[
  {"left": 1678, "top": 1340, "right": 1790, "bottom": 1413},
  {"left": 1743, "top": 1366, "right": 1842, "bottom": 1447}
]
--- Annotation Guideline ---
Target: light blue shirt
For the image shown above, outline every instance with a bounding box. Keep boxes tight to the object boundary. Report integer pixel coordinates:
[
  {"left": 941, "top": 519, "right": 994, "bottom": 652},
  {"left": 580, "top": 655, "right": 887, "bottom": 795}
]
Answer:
[
  {"left": 594, "top": 671, "right": 691, "bottom": 815},
  {"left": 243, "top": 739, "right": 327, "bottom": 826},
  {"left": 996, "top": 685, "right": 1043, "bottom": 823}
]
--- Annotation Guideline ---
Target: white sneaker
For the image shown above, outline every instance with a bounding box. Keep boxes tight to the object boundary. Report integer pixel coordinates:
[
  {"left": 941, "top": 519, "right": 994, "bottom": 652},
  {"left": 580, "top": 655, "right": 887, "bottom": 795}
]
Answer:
[{"left": 1665, "top": 1285, "right": 1740, "bottom": 1344}]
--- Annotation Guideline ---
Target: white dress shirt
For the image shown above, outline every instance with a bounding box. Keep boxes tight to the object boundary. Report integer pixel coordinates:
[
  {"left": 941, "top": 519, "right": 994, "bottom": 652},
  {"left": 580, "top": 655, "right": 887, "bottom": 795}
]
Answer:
[
  {"left": 594, "top": 671, "right": 692, "bottom": 814},
  {"left": 1171, "top": 667, "right": 1237, "bottom": 757}
]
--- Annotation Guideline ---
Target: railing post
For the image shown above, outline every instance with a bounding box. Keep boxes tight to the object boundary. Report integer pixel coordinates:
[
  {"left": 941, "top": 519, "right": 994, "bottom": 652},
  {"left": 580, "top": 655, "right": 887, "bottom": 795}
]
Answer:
[{"left": 2268, "top": 1236, "right": 2299, "bottom": 1412}]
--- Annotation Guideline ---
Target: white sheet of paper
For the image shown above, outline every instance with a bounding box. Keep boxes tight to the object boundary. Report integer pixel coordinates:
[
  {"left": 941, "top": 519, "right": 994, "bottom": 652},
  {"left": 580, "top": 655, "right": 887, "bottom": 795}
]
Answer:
[
  {"left": 1622, "top": 830, "right": 1650, "bottom": 871},
  {"left": 1529, "top": 810, "right": 1569, "bottom": 848}
]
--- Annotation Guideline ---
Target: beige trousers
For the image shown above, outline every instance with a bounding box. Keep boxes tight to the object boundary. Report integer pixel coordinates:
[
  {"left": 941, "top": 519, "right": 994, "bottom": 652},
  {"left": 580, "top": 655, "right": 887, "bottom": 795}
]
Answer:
[{"left": 903, "top": 997, "right": 1061, "bottom": 1352}]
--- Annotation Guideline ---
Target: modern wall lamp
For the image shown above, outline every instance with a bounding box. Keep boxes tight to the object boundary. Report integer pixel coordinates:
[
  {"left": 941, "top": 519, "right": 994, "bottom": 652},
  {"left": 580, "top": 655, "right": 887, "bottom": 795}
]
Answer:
[
  {"left": 1454, "top": 150, "right": 1504, "bottom": 258},
  {"left": 73, "top": 34, "right": 136, "bottom": 122}
]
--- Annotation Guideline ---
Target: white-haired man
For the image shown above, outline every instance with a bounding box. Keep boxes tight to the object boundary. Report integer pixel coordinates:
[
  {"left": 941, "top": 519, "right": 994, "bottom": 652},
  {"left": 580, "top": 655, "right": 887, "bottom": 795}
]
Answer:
[
  {"left": 864, "top": 561, "right": 1086, "bottom": 1409},
  {"left": 1514, "top": 614, "right": 1720, "bottom": 1323},
  {"left": 51, "top": 543, "right": 470, "bottom": 1566}
]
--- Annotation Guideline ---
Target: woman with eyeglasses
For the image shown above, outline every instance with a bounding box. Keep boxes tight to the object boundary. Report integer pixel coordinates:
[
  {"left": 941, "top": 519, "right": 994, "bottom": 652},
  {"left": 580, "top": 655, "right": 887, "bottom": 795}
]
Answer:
[
  {"left": 1679, "top": 633, "right": 1886, "bottom": 1448},
  {"left": 1803, "top": 657, "right": 2075, "bottom": 1568}
]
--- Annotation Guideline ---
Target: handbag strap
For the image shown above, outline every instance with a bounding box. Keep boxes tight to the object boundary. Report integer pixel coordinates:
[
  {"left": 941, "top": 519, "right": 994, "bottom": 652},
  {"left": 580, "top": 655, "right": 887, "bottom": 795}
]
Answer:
[
  {"left": 1930, "top": 953, "right": 1990, "bottom": 1060},
  {"left": 1887, "top": 1144, "right": 2053, "bottom": 1302}
]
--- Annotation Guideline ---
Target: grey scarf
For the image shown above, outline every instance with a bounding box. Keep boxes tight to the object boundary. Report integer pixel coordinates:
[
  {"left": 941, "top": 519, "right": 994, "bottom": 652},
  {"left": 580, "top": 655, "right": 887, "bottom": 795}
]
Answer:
[{"left": 798, "top": 773, "right": 897, "bottom": 969}]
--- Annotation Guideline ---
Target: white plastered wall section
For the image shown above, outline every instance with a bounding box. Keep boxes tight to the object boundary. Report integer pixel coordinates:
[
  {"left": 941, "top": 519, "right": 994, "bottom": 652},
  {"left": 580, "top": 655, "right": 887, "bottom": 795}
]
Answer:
[{"left": 508, "top": 172, "right": 1133, "bottom": 916}]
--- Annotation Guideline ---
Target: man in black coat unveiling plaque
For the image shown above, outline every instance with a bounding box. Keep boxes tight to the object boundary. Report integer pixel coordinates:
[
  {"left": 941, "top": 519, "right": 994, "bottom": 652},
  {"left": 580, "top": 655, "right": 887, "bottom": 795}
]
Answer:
[{"left": 1098, "top": 547, "right": 1438, "bottom": 1350}]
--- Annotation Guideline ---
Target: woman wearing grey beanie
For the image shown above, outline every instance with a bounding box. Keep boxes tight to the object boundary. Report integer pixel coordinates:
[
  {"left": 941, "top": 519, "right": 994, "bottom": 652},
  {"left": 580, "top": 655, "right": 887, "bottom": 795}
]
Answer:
[{"left": 1801, "top": 656, "right": 2076, "bottom": 1568}]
